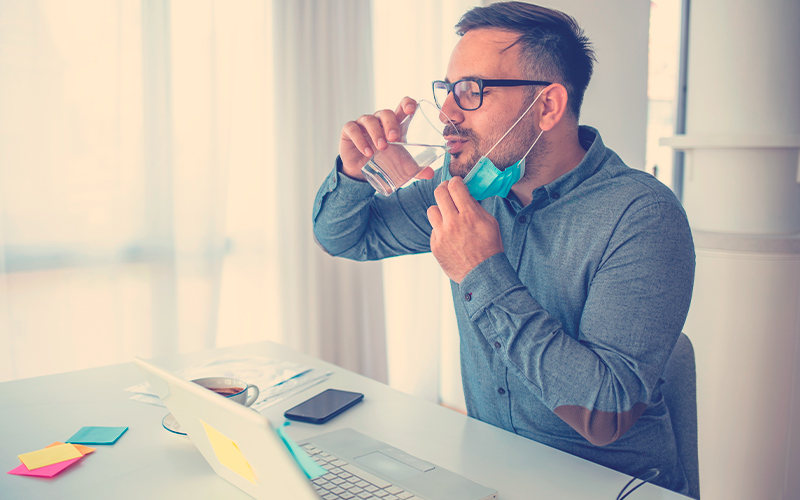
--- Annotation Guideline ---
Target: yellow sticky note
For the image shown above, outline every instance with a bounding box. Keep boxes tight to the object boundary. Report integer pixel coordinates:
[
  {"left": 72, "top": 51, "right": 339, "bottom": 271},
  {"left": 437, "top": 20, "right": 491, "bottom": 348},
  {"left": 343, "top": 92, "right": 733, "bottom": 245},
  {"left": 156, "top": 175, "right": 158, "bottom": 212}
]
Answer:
[
  {"left": 18, "top": 443, "right": 83, "bottom": 470},
  {"left": 201, "top": 420, "right": 257, "bottom": 484},
  {"left": 46, "top": 441, "right": 96, "bottom": 456}
]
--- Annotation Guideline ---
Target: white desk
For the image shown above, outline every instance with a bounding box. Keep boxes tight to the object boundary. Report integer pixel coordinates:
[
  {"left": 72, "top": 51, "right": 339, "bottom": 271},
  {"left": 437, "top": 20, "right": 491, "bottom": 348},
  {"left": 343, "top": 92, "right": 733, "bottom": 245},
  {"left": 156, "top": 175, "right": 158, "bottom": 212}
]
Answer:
[{"left": 0, "top": 341, "right": 685, "bottom": 499}]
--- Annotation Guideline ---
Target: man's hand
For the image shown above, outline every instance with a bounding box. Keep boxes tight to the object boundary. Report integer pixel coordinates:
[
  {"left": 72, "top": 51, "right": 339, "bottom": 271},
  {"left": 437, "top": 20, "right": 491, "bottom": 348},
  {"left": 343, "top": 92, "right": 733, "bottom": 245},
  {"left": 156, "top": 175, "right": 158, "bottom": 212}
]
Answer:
[
  {"left": 427, "top": 177, "right": 504, "bottom": 283},
  {"left": 339, "top": 97, "right": 434, "bottom": 181}
]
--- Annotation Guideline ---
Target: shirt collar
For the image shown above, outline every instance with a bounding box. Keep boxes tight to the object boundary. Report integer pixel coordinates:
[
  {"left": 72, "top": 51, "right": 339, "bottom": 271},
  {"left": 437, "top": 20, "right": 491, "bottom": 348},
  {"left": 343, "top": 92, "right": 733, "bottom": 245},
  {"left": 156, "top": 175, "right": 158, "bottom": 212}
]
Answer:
[{"left": 524, "top": 125, "right": 606, "bottom": 209}]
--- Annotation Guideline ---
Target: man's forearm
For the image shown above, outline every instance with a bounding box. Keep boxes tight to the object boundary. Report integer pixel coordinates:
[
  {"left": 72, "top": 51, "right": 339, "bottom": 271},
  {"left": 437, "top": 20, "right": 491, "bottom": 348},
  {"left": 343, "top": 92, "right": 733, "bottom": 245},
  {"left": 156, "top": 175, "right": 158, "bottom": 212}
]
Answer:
[
  {"left": 312, "top": 159, "right": 377, "bottom": 259},
  {"left": 313, "top": 157, "right": 441, "bottom": 261}
]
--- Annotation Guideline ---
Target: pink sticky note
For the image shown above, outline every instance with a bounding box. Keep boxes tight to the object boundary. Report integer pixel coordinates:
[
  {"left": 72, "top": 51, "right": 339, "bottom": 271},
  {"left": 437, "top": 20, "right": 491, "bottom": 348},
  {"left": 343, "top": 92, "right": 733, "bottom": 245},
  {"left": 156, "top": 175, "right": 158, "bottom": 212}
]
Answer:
[{"left": 7, "top": 457, "right": 82, "bottom": 477}]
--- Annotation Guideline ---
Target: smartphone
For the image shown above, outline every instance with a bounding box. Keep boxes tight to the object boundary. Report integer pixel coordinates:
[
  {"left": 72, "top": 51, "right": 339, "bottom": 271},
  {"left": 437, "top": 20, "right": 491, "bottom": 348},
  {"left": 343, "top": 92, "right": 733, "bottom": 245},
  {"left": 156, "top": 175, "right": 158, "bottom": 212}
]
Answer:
[{"left": 283, "top": 389, "right": 364, "bottom": 424}]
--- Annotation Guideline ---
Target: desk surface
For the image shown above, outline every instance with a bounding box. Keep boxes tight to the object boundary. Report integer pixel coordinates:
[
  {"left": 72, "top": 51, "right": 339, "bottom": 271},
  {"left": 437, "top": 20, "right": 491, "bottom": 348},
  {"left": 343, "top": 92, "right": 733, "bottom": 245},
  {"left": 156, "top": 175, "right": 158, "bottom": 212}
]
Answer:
[{"left": 0, "top": 341, "right": 684, "bottom": 499}]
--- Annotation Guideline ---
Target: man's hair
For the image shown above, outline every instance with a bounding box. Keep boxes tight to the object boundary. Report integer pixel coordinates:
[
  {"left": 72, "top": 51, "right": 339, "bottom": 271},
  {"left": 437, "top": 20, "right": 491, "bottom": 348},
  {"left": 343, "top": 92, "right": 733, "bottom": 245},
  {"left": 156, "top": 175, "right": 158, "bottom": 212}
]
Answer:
[{"left": 455, "top": 1, "right": 596, "bottom": 120}]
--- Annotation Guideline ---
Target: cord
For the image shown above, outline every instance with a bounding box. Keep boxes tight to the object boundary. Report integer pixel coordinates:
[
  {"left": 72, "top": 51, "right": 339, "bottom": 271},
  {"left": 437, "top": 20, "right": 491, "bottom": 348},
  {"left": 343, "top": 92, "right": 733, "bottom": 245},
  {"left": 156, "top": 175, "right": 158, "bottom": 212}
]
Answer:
[{"left": 616, "top": 468, "right": 660, "bottom": 500}]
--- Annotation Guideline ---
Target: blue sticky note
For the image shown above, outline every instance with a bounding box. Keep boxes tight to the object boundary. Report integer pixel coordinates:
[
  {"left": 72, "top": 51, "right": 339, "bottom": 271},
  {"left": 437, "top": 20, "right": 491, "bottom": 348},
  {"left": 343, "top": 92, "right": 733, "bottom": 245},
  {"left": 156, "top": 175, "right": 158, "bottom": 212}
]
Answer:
[
  {"left": 67, "top": 426, "right": 128, "bottom": 445},
  {"left": 275, "top": 422, "right": 327, "bottom": 480}
]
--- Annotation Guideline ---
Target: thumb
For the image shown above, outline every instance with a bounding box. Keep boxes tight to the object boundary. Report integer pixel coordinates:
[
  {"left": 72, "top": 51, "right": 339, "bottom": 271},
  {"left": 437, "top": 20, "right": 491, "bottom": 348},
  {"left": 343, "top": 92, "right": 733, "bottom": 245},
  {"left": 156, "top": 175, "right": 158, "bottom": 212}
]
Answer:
[{"left": 414, "top": 166, "right": 435, "bottom": 180}]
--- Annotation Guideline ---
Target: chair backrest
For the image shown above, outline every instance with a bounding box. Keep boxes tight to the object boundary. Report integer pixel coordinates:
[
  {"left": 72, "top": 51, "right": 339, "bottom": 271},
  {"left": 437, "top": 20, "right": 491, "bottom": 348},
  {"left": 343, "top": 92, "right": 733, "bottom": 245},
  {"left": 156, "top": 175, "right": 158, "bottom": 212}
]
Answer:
[{"left": 661, "top": 332, "right": 700, "bottom": 499}]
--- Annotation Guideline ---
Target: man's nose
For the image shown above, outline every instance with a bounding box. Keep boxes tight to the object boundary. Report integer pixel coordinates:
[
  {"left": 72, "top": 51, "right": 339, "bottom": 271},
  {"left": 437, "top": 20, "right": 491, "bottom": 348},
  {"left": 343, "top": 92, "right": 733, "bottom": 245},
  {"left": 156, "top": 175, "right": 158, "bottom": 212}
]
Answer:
[{"left": 439, "top": 92, "right": 463, "bottom": 125}]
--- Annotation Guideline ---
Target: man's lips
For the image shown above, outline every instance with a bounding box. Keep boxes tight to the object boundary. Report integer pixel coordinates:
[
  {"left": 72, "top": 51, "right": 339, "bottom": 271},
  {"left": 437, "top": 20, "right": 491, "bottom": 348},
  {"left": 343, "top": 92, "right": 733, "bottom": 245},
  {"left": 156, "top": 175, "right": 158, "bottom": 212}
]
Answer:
[{"left": 445, "top": 136, "right": 467, "bottom": 154}]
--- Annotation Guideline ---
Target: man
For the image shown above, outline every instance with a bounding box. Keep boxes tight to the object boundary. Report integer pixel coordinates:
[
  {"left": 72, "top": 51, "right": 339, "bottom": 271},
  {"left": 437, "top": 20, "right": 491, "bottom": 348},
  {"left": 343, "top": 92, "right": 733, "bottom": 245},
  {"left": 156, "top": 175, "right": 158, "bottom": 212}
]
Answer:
[{"left": 312, "top": 1, "right": 695, "bottom": 496}]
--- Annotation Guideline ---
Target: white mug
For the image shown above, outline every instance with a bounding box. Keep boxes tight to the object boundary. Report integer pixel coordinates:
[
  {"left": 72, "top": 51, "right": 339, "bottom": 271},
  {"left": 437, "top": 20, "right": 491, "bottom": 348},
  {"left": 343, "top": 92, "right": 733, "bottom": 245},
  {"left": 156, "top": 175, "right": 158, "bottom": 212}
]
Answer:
[{"left": 192, "top": 377, "right": 260, "bottom": 407}]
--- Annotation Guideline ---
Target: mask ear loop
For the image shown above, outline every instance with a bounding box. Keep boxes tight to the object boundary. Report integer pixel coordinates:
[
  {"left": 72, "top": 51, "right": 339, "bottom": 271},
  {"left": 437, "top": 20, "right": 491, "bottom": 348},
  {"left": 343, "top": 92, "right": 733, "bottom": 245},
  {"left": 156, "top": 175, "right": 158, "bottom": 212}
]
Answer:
[{"left": 483, "top": 87, "right": 546, "bottom": 158}]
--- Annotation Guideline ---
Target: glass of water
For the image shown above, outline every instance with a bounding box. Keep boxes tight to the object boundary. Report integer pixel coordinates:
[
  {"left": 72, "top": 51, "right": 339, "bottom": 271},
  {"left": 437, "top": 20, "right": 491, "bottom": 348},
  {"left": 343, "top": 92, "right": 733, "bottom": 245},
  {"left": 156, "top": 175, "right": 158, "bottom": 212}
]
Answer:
[{"left": 362, "top": 100, "right": 454, "bottom": 196}]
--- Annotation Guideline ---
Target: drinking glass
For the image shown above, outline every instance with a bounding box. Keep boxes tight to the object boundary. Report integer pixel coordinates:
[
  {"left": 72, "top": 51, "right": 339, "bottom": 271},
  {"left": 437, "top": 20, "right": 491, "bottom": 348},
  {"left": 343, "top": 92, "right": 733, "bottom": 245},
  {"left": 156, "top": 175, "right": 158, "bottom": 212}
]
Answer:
[{"left": 362, "top": 100, "right": 452, "bottom": 196}]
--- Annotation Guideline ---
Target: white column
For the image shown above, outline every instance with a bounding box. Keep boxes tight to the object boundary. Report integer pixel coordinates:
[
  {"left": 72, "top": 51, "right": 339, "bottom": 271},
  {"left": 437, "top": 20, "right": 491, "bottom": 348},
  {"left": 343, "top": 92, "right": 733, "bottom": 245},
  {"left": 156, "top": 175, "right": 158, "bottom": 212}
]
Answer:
[{"left": 661, "top": 0, "right": 800, "bottom": 498}]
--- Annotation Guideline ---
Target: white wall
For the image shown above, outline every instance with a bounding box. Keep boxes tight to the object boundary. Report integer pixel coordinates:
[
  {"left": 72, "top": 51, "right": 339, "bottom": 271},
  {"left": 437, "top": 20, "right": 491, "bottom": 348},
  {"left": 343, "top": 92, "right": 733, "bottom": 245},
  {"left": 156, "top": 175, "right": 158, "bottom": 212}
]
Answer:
[
  {"left": 663, "top": 0, "right": 800, "bottom": 498},
  {"left": 537, "top": 0, "right": 650, "bottom": 169}
]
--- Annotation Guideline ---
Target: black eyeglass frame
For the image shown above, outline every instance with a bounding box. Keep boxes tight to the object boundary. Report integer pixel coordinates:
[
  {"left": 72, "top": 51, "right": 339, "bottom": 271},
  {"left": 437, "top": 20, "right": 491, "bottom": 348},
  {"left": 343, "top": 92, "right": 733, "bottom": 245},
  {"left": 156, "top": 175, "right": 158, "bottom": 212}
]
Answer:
[{"left": 432, "top": 78, "right": 553, "bottom": 111}]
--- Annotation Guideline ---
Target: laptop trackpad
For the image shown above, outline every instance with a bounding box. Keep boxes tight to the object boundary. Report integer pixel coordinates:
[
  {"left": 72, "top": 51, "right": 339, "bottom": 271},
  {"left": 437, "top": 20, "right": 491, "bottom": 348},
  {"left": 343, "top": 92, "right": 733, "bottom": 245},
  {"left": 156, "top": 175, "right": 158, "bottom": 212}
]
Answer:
[{"left": 354, "top": 452, "right": 423, "bottom": 481}]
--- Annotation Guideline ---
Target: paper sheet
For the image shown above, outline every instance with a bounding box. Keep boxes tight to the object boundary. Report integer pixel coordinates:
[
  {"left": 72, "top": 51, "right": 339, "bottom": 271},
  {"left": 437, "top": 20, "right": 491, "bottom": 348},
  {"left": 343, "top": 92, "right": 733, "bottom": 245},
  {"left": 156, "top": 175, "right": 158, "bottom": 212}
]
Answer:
[
  {"left": 18, "top": 443, "right": 82, "bottom": 470},
  {"left": 126, "top": 355, "right": 331, "bottom": 410},
  {"left": 7, "top": 441, "right": 96, "bottom": 478},
  {"left": 46, "top": 442, "right": 96, "bottom": 455},
  {"left": 7, "top": 457, "right": 82, "bottom": 477},
  {"left": 67, "top": 426, "right": 128, "bottom": 445},
  {"left": 201, "top": 420, "right": 257, "bottom": 484}
]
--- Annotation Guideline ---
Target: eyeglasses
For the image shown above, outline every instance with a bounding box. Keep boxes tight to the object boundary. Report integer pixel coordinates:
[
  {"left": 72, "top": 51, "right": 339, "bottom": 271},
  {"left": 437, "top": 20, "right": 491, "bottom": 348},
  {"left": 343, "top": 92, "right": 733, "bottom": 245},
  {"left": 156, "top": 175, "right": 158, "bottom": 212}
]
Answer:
[{"left": 432, "top": 78, "right": 552, "bottom": 111}]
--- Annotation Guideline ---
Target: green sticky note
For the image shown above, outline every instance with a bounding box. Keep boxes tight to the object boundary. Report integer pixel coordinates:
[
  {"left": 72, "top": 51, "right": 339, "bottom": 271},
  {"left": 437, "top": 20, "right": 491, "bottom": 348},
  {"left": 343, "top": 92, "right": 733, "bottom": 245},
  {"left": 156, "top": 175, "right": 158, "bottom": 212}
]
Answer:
[
  {"left": 67, "top": 426, "right": 128, "bottom": 445},
  {"left": 275, "top": 422, "right": 328, "bottom": 480}
]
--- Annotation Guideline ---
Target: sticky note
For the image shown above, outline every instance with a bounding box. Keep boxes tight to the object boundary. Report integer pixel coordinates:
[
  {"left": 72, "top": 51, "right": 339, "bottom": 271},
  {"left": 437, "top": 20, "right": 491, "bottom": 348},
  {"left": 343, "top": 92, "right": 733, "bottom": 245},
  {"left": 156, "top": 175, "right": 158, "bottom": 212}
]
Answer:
[
  {"left": 67, "top": 426, "right": 128, "bottom": 445},
  {"left": 201, "top": 420, "right": 257, "bottom": 484},
  {"left": 18, "top": 443, "right": 83, "bottom": 470},
  {"left": 275, "top": 421, "right": 328, "bottom": 479},
  {"left": 7, "top": 442, "right": 94, "bottom": 478},
  {"left": 46, "top": 442, "right": 96, "bottom": 455},
  {"left": 7, "top": 457, "right": 82, "bottom": 477}
]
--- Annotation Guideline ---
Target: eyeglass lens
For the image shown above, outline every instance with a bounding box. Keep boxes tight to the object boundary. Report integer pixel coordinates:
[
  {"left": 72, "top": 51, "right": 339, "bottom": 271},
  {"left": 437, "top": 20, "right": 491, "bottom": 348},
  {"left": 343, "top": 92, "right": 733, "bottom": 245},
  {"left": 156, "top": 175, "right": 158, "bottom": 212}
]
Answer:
[{"left": 433, "top": 80, "right": 482, "bottom": 111}]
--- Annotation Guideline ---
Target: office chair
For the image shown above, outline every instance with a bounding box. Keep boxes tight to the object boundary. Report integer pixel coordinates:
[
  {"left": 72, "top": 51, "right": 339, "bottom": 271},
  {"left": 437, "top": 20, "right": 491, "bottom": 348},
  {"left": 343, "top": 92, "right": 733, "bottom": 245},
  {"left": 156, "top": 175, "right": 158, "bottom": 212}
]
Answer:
[{"left": 661, "top": 332, "right": 700, "bottom": 499}]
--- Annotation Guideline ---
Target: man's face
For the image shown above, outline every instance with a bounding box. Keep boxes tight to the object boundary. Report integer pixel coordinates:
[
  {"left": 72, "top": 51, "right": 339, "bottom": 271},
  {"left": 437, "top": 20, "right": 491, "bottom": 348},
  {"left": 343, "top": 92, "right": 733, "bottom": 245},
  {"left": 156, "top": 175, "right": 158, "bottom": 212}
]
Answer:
[{"left": 441, "top": 29, "right": 541, "bottom": 178}]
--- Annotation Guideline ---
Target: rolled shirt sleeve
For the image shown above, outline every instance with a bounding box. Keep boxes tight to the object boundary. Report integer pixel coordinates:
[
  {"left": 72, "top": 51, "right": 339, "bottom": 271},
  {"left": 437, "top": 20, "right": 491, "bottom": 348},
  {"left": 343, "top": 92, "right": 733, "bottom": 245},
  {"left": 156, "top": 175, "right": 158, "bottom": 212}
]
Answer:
[{"left": 312, "top": 157, "right": 441, "bottom": 260}]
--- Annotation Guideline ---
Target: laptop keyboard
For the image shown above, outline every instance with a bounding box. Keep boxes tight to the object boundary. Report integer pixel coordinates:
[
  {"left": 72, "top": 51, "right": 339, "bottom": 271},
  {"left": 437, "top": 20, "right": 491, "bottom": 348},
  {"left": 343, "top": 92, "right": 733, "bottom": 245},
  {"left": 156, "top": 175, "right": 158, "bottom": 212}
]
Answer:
[{"left": 302, "top": 443, "right": 423, "bottom": 500}]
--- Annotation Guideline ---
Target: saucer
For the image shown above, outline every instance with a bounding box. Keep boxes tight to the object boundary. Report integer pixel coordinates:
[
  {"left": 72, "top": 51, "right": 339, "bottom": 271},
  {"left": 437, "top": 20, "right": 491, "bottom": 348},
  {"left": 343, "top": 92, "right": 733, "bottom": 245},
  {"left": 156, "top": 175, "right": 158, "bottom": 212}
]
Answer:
[{"left": 162, "top": 413, "right": 186, "bottom": 435}]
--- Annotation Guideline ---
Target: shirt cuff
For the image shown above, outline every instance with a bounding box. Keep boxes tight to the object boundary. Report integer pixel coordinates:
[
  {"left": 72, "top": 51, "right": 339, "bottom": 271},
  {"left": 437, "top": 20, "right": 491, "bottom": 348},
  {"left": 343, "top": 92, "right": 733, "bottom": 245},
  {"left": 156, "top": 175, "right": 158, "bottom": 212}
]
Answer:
[
  {"left": 333, "top": 156, "right": 377, "bottom": 200},
  {"left": 458, "top": 252, "right": 522, "bottom": 319}
]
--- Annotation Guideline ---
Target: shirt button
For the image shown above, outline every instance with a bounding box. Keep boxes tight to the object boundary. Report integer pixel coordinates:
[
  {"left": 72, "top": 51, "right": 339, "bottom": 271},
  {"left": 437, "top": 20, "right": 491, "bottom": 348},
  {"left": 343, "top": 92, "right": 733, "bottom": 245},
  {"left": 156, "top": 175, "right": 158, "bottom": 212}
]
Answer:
[
  {"left": 494, "top": 341, "right": 501, "bottom": 349},
  {"left": 464, "top": 292, "right": 472, "bottom": 301},
  {"left": 518, "top": 215, "right": 527, "bottom": 224},
  {"left": 498, "top": 388, "right": 506, "bottom": 395},
  {"left": 552, "top": 192, "right": 560, "bottom": 199}
]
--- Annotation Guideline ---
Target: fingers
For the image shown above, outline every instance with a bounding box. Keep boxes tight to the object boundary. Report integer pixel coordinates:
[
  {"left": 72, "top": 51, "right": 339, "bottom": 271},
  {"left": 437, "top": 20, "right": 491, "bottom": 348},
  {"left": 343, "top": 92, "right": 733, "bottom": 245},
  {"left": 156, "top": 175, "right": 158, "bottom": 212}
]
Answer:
[
  {"left": 342, "top": 98, "right": 416, "bottom": 155},
  {"left": 427, "top": 205, "right": 443, "bottom": 231},
  {"left": 433, "top": 180, "right": 458, "bottom": 219},
  {"left": 446, "top": 177, "right": 478, "bottom": 210},
  {"left": 394, "top": 97, "right": 417, "bottom": 123},
  {"left": 341, "top": 121, "right": 375, "bottom": 158},
  {"left": 357, "top": 113, "right": 392, "bottom": 151},
  {"left": 339, "top": 98, "right": 417, "bottom": 176}
]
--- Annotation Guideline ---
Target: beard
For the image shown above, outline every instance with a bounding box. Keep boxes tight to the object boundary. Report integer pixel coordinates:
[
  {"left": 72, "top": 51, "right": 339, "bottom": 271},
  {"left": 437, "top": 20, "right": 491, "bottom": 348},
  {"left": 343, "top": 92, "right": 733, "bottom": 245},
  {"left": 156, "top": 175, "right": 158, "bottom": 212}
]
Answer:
[
  {"left": 444, "top": 126, "right": 482, "bottom": 178},
  {"left": 444, "top": 119, "right": 541, "bottom": 179}
]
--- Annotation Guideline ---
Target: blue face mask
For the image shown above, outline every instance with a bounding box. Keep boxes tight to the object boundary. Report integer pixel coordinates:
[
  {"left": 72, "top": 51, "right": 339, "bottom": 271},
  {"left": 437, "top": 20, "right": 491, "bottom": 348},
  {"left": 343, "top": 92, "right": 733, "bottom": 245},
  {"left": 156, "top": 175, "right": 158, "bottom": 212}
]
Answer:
[
  {"left": 444, "top": 89, "right": 545, "bottom": 201},
  {"left": 443, "top": 152, "right": 528, "bottom": 200}
]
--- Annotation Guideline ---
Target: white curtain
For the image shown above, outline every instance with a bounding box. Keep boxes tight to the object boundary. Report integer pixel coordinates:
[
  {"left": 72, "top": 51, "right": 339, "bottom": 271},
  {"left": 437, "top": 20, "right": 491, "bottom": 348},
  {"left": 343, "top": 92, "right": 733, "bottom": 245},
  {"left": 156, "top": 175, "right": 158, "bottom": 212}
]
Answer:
[
  {"left": 271, "top": 0, "right": 387, "bottom": 381},
  {"left": 0, "top": 0, "right": 168, "bottom": 380},
  {"left": 373, "top": 0, "right": 482, "bottom": 412},
  {"left": 0, "top": 0, "right": 386, "bottom": 383}
]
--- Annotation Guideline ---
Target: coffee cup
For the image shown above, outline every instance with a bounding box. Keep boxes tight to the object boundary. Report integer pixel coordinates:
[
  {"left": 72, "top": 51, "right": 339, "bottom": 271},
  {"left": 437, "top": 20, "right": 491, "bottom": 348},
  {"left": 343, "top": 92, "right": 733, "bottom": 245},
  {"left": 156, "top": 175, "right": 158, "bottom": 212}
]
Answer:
[{"left": 192, "top": 377, "right": 260, "bottom": 407}]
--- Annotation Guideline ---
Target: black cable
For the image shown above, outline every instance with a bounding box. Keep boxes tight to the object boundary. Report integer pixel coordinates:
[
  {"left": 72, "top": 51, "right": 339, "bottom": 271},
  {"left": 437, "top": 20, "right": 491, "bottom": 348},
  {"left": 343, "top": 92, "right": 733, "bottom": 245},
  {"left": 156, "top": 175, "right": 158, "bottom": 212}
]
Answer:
[{"left": 616, "top": 468, "right": 660, "bottom": 500}]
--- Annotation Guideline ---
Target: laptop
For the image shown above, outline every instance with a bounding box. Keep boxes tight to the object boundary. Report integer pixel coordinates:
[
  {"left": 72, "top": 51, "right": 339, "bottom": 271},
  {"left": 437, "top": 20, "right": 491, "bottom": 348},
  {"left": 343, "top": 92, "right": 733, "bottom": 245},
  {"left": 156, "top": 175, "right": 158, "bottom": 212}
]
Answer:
[{"left": 134, "top": 357, "right": 497, "bottom": 500}]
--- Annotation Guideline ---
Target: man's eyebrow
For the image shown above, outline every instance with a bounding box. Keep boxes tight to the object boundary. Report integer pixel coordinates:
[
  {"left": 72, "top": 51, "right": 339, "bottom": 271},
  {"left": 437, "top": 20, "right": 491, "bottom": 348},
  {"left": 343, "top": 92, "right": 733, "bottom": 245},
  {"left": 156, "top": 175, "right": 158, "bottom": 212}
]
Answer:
[{"left": 443, "top": 75, "right": 486, "bottom": 83}]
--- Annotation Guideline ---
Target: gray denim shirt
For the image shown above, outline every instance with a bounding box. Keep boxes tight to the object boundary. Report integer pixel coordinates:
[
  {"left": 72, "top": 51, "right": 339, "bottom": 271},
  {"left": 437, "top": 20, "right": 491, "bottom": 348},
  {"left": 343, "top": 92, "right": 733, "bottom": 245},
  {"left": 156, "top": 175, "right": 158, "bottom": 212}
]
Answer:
[{"left": 312, "top": 126, "right": 695, "bottom": 495}]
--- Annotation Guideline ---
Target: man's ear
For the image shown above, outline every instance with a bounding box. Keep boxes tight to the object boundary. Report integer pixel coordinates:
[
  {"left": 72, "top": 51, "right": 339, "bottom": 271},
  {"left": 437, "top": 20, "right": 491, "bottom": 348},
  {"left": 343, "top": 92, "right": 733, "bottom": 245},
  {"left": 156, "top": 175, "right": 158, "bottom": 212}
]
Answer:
[{"left": 538, "top": 83, "right": 569, "bottom": 132}]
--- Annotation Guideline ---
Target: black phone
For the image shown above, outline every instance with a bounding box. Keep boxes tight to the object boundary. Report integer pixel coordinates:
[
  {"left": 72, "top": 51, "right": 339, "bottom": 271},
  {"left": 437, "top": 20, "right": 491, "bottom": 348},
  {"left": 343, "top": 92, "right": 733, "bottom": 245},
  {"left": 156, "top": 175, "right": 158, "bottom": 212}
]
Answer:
[{"left": 284, "top": 389, "right": 364, "bottom": 424}]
